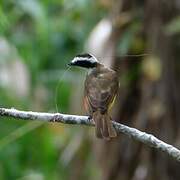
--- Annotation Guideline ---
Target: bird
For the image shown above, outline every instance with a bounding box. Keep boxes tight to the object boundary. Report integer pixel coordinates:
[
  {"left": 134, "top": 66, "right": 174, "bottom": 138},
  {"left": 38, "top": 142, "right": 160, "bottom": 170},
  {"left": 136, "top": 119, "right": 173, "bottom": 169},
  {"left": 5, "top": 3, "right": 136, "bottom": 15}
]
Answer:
[{"left": 68, "top": 53, "right": 119, "bottom": 140}]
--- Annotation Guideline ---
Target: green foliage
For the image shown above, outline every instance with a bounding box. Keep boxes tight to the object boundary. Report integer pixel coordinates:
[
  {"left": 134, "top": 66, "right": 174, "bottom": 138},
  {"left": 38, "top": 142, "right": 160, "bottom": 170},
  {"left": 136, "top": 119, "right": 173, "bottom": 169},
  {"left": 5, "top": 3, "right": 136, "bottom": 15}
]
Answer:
[
  {"left": 165, "top": 16, "right": 180, "bottom": 35},
  {"left": 0, "top": 0, "right": 104, "bottom": 179},
  {"left": 117, "top": 22, "right": 142, "bottom": 55}
]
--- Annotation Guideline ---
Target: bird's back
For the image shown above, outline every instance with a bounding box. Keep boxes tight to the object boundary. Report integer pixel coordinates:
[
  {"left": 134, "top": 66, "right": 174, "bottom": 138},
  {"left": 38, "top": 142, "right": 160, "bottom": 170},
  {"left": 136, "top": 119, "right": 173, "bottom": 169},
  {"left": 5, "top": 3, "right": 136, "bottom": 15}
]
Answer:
[{"left": 84, "top": 64, "right": 119, "bottom": 113}]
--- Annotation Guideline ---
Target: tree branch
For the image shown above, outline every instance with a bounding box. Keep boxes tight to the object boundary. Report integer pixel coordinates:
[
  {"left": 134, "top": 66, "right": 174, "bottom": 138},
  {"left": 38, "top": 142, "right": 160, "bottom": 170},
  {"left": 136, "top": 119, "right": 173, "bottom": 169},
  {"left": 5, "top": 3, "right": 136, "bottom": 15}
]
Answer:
[{"left": 0, "top": 107, "right": 180, "bottom": 162}]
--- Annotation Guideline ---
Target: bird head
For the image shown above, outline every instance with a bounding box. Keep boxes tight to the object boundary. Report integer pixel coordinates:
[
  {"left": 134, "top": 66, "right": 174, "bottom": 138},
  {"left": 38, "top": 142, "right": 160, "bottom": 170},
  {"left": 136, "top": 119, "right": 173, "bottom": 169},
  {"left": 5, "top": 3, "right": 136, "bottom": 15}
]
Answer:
[{"left": 68, "top": 53, "right": 99, "bottom": 68}]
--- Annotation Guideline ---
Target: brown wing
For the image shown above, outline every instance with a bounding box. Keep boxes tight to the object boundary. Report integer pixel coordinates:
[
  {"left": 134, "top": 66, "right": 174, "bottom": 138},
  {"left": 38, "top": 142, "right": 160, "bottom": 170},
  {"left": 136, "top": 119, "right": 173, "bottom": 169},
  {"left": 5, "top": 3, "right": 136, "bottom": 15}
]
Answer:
[{"left": 84, "top": 66, "right": 119, "bottom": 114}]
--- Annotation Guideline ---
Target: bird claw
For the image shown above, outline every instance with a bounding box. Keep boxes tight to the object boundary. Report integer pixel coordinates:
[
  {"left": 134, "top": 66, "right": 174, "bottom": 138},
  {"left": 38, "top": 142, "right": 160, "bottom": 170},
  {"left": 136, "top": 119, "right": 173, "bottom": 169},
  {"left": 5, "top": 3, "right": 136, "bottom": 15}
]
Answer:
[
  {"left": 88, "top": 115, "right": 95, "bottom": 124},
  {"left": 52, "top": 114, "right": 59, "bottom": 122}
]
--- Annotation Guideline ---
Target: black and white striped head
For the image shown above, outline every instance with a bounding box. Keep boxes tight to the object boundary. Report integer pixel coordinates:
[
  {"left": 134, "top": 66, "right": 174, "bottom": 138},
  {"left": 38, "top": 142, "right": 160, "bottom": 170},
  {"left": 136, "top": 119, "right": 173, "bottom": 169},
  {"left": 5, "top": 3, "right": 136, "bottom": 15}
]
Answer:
[{"left": 68, "top": 53, "right": 99, "bottom": 68}]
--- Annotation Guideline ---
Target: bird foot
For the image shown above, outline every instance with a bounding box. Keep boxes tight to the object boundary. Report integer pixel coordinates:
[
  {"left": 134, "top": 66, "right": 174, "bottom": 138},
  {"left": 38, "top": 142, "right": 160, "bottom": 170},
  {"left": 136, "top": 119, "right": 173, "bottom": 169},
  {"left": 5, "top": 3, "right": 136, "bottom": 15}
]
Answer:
[{"left": 88, "top": 115, "right": 94, "bottom": 124}]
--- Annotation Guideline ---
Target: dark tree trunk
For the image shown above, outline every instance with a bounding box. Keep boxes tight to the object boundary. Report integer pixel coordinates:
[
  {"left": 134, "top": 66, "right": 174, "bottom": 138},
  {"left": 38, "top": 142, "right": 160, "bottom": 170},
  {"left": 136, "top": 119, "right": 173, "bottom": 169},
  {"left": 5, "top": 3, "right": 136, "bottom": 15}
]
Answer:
[{"left": 95, "top": 0, "right": 180, "bottom": 180}]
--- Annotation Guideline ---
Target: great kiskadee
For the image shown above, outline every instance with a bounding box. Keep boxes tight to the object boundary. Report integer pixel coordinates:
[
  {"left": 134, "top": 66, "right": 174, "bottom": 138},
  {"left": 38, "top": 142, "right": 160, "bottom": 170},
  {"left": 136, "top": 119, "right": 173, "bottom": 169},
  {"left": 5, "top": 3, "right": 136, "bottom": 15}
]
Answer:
[{"left": 69, "top": 53, "right": 119, "bottom": 139}]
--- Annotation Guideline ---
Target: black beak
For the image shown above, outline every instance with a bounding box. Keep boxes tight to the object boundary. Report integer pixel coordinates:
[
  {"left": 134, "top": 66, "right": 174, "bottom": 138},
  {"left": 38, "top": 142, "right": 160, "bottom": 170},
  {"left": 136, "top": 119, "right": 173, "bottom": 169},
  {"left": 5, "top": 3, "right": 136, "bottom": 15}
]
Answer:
[{"left": 67, "top": 62, "right": 74, "bottom": 66}]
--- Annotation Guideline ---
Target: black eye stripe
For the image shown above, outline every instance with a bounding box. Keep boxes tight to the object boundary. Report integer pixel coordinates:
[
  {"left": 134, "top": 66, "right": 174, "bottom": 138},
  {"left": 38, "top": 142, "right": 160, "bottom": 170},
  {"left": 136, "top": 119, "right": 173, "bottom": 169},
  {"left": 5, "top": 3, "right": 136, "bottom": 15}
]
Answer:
[{"left": 76, "top": 60, "right": 96, "bottom": 68}]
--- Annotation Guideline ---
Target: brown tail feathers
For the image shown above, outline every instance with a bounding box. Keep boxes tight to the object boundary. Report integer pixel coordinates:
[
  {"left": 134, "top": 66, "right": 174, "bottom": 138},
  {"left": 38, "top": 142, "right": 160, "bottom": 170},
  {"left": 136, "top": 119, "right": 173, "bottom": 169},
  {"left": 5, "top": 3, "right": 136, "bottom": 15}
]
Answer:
[{"left": 92, "top": 110, "right": 117, "bottom": 140}]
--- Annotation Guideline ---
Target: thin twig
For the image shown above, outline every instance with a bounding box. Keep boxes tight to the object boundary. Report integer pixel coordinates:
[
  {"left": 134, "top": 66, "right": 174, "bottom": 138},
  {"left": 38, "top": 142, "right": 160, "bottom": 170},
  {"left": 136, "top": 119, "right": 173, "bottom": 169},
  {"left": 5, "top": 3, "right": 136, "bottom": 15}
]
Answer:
[{"left": 0, "top": 107, "right": 180, "bottom": 162}]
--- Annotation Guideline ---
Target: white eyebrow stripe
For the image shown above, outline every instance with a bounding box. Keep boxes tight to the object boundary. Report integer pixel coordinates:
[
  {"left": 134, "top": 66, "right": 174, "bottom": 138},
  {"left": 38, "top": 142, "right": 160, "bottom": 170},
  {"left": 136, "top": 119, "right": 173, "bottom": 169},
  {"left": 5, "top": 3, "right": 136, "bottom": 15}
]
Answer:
[{"left": 72, "top": 56, "right": 98, "bottom": 63}]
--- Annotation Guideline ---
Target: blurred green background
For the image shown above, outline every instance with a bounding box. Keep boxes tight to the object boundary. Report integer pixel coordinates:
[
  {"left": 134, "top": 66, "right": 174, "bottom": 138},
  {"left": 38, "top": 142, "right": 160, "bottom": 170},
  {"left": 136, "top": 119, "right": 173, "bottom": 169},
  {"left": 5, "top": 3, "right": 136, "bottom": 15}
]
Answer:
[
  {"left": 1, "top": 0, "right": 180, "bottom": 180},
  {"left": 0, "top": 0, "right": 104, "bottom": 179}
]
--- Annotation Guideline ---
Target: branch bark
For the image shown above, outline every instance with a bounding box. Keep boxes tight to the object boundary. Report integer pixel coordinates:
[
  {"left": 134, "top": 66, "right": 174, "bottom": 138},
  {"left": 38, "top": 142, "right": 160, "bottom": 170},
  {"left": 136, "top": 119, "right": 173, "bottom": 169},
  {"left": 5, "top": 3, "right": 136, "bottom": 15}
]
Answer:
[{"left": 0, "top": 107, "right": 180, "bottom": 162}]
